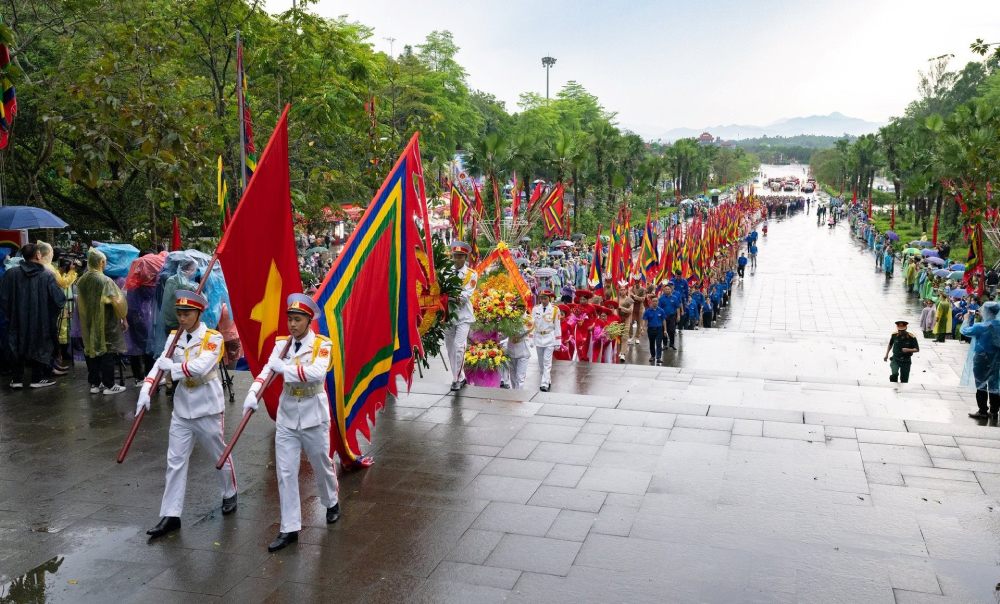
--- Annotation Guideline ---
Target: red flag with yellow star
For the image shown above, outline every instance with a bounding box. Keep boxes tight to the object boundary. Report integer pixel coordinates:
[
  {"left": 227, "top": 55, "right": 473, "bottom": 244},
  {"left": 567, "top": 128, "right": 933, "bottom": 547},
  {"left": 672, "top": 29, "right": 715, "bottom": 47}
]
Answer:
[{"left": 217, "top": 104, "right": 302, "bottom": 418}]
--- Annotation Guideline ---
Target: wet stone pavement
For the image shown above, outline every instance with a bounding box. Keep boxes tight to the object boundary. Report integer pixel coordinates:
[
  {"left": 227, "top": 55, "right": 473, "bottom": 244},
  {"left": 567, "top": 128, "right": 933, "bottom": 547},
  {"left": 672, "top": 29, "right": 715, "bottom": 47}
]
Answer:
[{"left": 2, "top": 212, "right": 1000, "bottom": 603}]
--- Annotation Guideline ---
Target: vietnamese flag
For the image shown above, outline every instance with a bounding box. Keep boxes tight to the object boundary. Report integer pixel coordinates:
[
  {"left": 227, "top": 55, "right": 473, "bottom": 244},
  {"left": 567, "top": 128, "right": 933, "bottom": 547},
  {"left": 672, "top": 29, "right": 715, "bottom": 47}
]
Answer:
[{"left": 217, "top": 104, "right": 302, "bottom": 419}]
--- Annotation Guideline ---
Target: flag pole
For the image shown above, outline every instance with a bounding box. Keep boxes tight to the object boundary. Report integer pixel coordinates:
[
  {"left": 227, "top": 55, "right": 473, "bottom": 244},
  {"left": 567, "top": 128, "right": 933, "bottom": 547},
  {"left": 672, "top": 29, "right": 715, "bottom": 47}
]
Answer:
[
  {"left": 237, "top": 30, "right": 248, "bottom": 194},
  {"left": 117, "top": 254, "right": 219, "bottom": 463},
  {"left": 215, "top": 338, "right": 292, "bottom": 469}
]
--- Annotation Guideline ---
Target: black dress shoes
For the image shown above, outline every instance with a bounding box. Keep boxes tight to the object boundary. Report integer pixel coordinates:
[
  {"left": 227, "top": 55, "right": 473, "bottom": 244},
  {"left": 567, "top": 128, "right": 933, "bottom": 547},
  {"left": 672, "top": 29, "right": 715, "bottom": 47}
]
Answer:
[
  {"left": 326, "top": 504, "right": 340, "bottom": 524},
  {"left": 969, "top": 411, "right": 989, "bottom": 419},
  {"left": 268, "top": 531, "right": 298, "bottom": 552},
  {"left": 147, "top": 516, "right": 181, "bottom": 538},
  {"left": 222, "top": 494, "right": 238, "bottom": 515}
]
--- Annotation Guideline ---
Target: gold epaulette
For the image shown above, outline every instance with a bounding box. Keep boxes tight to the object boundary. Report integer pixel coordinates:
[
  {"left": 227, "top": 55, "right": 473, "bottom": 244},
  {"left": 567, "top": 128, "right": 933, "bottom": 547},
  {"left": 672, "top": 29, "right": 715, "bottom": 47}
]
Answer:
[{"left": 314, "top": 334, "right": 332, "bottom": 344}]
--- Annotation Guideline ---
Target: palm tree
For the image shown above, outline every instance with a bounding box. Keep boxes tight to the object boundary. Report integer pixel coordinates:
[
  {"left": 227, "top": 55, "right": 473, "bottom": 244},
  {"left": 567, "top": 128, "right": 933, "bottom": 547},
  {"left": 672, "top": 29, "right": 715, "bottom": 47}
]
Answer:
[{"left": 465, "top": 132, "right": 512, "bottom": 223}]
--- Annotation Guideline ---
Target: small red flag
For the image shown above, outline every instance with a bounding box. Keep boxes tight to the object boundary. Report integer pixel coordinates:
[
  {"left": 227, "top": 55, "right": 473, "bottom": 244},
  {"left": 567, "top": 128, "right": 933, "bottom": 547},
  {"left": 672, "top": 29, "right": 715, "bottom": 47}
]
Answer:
[{"left": 170, "top": 216, "right": 182, "bottom": 251}]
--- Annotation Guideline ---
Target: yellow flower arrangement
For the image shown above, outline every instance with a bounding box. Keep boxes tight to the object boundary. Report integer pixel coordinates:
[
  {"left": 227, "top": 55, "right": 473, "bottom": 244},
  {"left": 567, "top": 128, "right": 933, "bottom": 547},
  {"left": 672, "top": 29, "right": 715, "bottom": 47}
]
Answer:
[{"left": 464, "top": 340, "right": 509, "bottom": 370}]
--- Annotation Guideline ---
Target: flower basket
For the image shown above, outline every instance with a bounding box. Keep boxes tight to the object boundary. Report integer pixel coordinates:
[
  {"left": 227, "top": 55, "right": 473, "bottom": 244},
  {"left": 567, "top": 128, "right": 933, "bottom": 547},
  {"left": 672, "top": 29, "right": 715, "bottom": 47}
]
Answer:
[{"left": 466, "top": 367, "right": 502, "bottom": 388}]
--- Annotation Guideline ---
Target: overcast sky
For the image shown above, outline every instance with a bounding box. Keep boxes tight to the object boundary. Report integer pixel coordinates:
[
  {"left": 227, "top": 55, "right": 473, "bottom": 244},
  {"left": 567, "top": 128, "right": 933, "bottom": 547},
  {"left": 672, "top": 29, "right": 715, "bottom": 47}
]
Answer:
[{"left": 267, "top": 0, "right": 999, "bottom": 137}]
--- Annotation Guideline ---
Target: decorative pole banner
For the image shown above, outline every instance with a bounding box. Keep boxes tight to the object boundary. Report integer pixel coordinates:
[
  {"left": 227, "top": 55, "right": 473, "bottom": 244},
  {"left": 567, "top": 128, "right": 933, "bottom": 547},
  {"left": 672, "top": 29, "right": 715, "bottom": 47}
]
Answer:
[
  {"left": 474, "top": 241, "right": 534, "bottom": 310},
  {"left": 312, "top": 132, "right": 433, "bottom": 468}
]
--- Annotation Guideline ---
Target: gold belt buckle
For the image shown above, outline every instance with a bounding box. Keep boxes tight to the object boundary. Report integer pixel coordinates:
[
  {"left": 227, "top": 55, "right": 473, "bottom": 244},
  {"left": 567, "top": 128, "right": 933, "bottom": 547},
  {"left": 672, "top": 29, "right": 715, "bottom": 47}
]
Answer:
[
  {"left": 291, "top": 387, "right": 306, "bottom": 397},
  {"left": 184, "top": 378, "right": 198, "bottom": 388}
]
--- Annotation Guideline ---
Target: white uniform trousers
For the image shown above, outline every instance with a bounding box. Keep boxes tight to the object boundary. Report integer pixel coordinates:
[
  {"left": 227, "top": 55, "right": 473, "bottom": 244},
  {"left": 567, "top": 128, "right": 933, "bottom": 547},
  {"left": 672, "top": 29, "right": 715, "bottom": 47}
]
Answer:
[
  {"left": 536, "top": 346, "right": 554, "bottom": 388},
  {"left": 509, "top": 356, "right": 529, "bottom": 390},
  {"left": 160, "top": 413, "right": 237, "bottom": 518},
  {"left": 444, "top": 322, "right": 471, "bottom": 381},
  {"left": 276, "top": 422, "right": 340, "bottom": 533}
]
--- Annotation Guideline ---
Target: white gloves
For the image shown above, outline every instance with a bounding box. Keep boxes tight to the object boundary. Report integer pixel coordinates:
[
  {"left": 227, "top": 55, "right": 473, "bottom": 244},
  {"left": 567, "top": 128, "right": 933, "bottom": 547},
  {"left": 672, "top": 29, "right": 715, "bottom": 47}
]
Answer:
[
  {"left": 243, "top": 392, "right": 259, "bottom": 413},
  {"left": 154, "top": 357, "right": 174, "bottom": 372},
  {"left": 136, "top": 384, "right": 151, "bottom": 414},
  {"left": 266, "top": 357, "right": 285, "bottom": 373}
]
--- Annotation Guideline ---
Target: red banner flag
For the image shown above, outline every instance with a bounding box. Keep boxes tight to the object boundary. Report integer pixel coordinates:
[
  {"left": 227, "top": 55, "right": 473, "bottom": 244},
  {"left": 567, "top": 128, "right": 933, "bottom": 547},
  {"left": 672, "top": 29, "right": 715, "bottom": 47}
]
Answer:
[
  {"left": 541, "top": 182, "right": 565, "bottom": 238},
  {"left": 170, "top": 216, "right": 182, "bottom": 251},
  {"left": 217, "top": 105, "right": 303, "bottom": 418}
]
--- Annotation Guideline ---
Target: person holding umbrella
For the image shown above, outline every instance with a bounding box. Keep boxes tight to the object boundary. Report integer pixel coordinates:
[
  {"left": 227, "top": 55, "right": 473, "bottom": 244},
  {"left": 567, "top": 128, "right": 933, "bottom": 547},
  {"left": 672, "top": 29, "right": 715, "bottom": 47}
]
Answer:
[{"left": 884, "top": 320, "right": 920, "bottom": 383}]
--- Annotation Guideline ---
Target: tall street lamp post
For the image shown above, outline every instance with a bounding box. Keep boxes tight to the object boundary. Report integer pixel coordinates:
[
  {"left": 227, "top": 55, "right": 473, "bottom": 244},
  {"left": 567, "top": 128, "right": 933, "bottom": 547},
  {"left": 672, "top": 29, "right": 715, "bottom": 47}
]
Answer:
[{"left": 542, "top": 56, "right": 557, "bottom": 100}]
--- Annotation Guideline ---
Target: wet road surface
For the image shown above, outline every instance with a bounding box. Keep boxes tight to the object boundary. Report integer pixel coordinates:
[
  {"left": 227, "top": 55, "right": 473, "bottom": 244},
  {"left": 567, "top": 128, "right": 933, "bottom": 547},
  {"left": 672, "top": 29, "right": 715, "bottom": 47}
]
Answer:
[{"left": 1, "top": 211, "right": 998, "bottom": 602}]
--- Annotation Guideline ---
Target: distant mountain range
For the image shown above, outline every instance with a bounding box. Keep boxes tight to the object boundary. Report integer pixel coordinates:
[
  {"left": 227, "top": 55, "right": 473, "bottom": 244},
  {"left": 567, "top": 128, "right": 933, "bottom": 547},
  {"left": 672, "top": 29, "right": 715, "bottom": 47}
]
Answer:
[{"left": 641, "top": 112, "right": 884, "bottom": 142}]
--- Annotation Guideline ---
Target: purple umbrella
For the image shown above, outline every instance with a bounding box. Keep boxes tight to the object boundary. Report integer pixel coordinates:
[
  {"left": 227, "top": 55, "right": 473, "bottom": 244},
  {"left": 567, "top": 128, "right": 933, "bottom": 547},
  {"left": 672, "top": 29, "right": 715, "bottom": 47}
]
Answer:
[
  {"left": 885, "top": 231, "right": 900, "bottom": 241},
  {"left": 921, "top": 249, "right": 939, "bottom": 257},
  {"left": 950, "top": 263, "right": 965, "bottom": 271},
  {"left": 926, "top": 257, "right": 947, "bottom": 266},
  {"left": 933, "top": 268, "right": 951, "bottom": 278},
  {"left": 948, "top": 288, "right": 968, "bottom": 299}
]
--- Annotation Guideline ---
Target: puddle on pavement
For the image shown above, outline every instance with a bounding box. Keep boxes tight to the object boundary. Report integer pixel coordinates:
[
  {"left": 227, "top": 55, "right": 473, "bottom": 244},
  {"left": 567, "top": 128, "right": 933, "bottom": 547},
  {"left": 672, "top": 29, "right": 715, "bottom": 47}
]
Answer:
[{"left": 1, "top": 556, "right": 64, "bottom": 603}]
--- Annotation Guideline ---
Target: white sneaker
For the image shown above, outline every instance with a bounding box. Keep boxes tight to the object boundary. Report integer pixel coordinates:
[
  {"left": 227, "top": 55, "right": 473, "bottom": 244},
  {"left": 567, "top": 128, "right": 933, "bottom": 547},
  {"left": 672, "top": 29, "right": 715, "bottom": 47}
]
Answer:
[
  {"left": 89, "top": 385, "right": 101, "bottom": 394},
  {"left": 103, "top": 384, "right": 127, "bottom": 395},
  {"left": 30, "top": 379, "right": 56, "bottom": 388},
  {"left": 9, "top": 382, "right": 23, "bottom": 389}
]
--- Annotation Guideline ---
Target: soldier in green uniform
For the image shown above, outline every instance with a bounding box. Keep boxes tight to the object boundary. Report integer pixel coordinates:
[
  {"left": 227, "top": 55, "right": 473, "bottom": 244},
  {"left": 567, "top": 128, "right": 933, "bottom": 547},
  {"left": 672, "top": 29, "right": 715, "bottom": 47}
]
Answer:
[{"left": 884, "top": 320, "right": 920, "bottom": 383}]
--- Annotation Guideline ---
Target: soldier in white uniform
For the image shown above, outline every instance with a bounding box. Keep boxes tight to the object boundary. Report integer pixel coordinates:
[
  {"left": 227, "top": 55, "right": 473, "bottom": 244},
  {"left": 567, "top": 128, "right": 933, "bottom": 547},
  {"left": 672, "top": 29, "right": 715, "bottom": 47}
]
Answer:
[
  {"left": 443, "top": 241, "right": 478, "bottom": 391},
  {"left": 506, "top": 329, "right": 532, "bottom": 390},
  {"left": 243, "top": 293, "right": 340, "bottom": 552},
  {"left": 139, "top": 290, "right": 237, "bottom": 539},
  {"left": 531, "top": 289, "right": 562, "bottom": 392}
]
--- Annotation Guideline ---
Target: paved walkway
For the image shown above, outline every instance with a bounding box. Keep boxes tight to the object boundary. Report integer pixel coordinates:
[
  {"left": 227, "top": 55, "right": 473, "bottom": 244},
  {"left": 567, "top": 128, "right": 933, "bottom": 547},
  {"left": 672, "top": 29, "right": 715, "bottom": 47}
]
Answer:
[{"left": 1, "top": 212, "right": 998, "bottom": 603}]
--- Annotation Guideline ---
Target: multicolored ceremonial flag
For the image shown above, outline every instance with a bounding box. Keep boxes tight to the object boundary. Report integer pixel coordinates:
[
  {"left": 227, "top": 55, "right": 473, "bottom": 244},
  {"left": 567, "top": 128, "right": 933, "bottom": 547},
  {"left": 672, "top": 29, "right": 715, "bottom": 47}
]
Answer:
[
  {"left": 639, "top": 210, "right": 659, "bottom": 281},
  {"left": 588, "top": 228, "right": 605, "bottom": 296},
  {"left": 449, "top": 181, "right": 471, "bottom": 240},
  {"left": 217, "top": 155, "right": 229, "bottom": 232},
  {"left": 541, "top": 182, "right": 565, "bottom": 238},
  {"left": 510, "top": 173, "right": 521, "bottom": 220},
  {"left": 0, "top": 17, "right": 16, "bottom": 151},
  {"left": 236, "top": 34, "right": 257, "bottom": 185},
  {"left": 217, "top": 105, "right": 302, "bottom": 418},
  {"left": 313, "top": 132, "right": 434, "bottom": 467},
  {"left": 528, "top": 181, "right": 544, "bottom": 212}
]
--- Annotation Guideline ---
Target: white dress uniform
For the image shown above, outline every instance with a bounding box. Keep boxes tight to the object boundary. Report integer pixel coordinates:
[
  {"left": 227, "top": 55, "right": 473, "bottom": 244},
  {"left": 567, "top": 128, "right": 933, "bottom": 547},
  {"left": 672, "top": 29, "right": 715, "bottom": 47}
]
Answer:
[
  {"left": 506, "top": 330, "right": 531, "bottom": 391},
  {"left": 145, "top": 321, "right": 237, "bottom": 518},
  {"left": 255, "top": 330, "right": 340, "bottom": 534},
  {"left": 444, "top": 253, "right": 478, "bottom": 385},
  {"left": 271, "top": 331, "right": 339, "bottom": 533},
  {"left": 531, "top": 301, "right": 562, "bottom": 389}
]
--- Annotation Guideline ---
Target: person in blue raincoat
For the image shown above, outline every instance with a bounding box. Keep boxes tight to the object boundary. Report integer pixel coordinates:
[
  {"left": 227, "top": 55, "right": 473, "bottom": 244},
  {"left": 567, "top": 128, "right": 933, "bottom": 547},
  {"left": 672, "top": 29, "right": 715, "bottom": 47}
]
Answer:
[
  {"left": 882, "top": 247, "right": 895, "bottom": 277},
  {"left": 961, "top": 301, "right": 1000, "bottom": 420}
]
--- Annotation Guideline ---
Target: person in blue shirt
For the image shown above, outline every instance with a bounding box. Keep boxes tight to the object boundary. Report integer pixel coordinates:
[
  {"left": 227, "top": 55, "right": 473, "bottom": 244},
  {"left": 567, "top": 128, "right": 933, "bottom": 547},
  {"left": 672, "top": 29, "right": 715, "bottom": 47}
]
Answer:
[
  {"left": 657, "top": 283, "right": 681, "bottom": 350},
  {"left": 737, "top": 253, "right": 748, "bottom": 278},
  {"left": 685, "top": 297, "right": 700, "bottom": 330},
  {"left": 723, "top": 271, "right": 734, "bottom": 306},
  {"left": 749, "top": 244, "right": 758, "bottom": 269},
  {"left": 642, "top": 304, "right": 666, "bottom": 364},
  {"left": 745, "top": 232, "right": 754, "bottom": 252},
  {"left": 689, "top": 288, "right": 706, "bottom": 329},
  {"left": 708, "top": 283, "right": 724, "bottom": 326},
  {"left": 702, "top": 295, "right": 714, "bottom": 328},
  {"left": 670, "top": 270, "right": 689, "bottom": 304}
]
